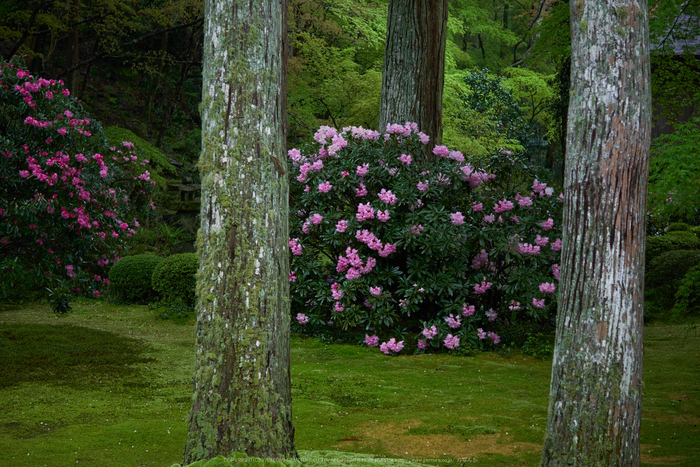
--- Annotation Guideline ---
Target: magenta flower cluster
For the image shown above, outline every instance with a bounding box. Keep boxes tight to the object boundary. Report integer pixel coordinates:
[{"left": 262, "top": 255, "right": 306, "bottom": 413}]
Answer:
[{"left": 1, "top": 57, "right": 154, "bottom": 303}]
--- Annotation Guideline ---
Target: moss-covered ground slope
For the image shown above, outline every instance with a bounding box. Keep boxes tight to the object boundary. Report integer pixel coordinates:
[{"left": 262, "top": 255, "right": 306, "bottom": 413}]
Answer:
[{"left": 0, "top": 300, "right": 697, "bottom": 466}]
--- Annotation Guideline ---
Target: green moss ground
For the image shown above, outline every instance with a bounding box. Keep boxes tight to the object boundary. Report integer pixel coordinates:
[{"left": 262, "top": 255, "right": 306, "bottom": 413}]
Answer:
[{"left": 0, "top": 300, "right": 698, "bottom": 466}]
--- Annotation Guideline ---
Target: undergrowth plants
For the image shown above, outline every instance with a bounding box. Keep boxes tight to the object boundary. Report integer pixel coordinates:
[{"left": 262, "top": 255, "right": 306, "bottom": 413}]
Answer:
[{"left": 288, "top": 123, "right": 562, "bottom": 354}]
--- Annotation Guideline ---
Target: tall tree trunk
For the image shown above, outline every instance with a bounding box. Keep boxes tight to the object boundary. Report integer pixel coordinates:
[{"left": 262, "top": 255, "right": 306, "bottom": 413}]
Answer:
[
  {"left": 183, "top": 0, "right": 295, "bottom": 463},
  {"left": 66, "top": 0, "right": 80, "bottom": 96},
  {"left": 540, "top": 0, "right": 651, "bottom": 465},
  {"left": 378, "top": 0, "right": 447, "bottom": 152}
]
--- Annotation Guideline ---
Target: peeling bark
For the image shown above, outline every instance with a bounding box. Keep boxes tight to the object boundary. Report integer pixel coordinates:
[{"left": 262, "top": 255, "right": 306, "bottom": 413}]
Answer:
[
  {"left": 378, "top": 0, "right": 447, "bottom": 153},
  {"left": 182, "top": 0, "right": 295, "bottom": 463},
  {"left": 540, "top": 1, "right": 651, "bottom": 465}
]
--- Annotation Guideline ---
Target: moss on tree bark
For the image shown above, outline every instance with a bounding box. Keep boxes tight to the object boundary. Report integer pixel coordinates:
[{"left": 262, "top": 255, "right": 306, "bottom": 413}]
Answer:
[{"left": 183, "top": 0, "right": 296, "bottom": 463}]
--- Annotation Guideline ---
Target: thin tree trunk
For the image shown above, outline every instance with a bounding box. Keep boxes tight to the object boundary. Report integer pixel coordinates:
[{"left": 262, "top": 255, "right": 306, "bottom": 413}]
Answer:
[
  {"left": 540, "top": 0, "right": 651, "bottom": 465},
  {"left": 183, "top": 0, "right": 295, "bottom": 463},
  {"left": 378, "top": 0, "right": 447, "bottom": 152}
]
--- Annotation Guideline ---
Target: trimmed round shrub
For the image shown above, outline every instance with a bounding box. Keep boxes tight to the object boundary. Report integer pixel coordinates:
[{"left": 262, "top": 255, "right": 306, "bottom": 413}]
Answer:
[
  {"left": 646, "top": 234, "right": 700, "bottom": 265},
  {"left": 667, "top": 222, "right": 691, "bottom": 232},
  {"left": 646, "top": 249, "right": 700, "bottom": 311},
  {"left": 151, "top": 253, "right": 198, "bottom": 306},
  {"left": 108, "top": 255, "right": 164, "bottom": 304}
]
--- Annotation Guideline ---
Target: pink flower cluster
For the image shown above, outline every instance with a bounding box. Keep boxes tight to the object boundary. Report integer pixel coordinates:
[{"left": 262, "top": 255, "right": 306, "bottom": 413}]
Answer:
[
  {"left": 289, "top": 238, "right": 302, "bottom": 255},
  {"left": 451, "top": 212, "right": 465, "bottom": 226},
  {"left": 355, "top": 229, "right": 396, "bottom": 257},
  {"left": 364, "top": 334, "right": 380, "bottom": 347},
  {"left": 380, "top": 338, "right": 404, "bottom": 354},
  {"left": 485, "top": 309, "right": 498, "bottom": 322},
  {"left": 494, "top": 199, "right": 514, "bottom": 213},
  {"left": 356, "top": 203, "right": 374, "bottom": 221},
  {"left": 444, "top": 334, "right": 460, "bottom": 349},
  {"left": 296, "top": 313, "right": 309, "bottom": 324},
  {"left": 336, "top": 247, "right": 377, "bottom": 280},
  {"left": 474, "top": 280, "right": 492, "bottom": 294},
  {"left": 539, "top": 282, "right": 556, "bottom": 293},
  {"left": 516, "top": 243, "right": 541, "bottom": 255},
  {"left": 377, "top": 189, "right": 397, "bottom": 205},
  {"left": 462, "top": 304, "right": 475, "bottom": 316},
  {"left": 422, "top": 325, "right": 438, "bottom": 339},
  {"left": 445, "top": 314, "right": 461, "bottom": 328}
]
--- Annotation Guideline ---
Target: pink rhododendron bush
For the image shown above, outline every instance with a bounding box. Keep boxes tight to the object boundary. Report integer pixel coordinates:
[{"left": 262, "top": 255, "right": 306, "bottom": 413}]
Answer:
[
  {"left": 289, "top": 123, "right": 563, "bottom": 354},
  {"left": 0, "top": 57, "right": 154, "bottom": 311}
]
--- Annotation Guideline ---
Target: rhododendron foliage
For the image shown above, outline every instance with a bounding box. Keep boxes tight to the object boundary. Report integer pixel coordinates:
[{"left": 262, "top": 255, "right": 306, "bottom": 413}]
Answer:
[
  {"left": 0, "top": 57, "right": 154, "bottom": 309},
  {"left": 288, "top": 122, "right": 562, "bottom": 354}
]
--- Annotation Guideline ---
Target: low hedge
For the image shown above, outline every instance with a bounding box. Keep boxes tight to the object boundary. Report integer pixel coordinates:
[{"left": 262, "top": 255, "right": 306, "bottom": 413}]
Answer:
[
  {"left": 152, "top": 253, "right": 198, "bottom": 306},
  {"left": 108, "top": 255, "right": 164, "bottom": 304},
  {"left": 646, "top": 233, "right": 700, "bottom": 265}
]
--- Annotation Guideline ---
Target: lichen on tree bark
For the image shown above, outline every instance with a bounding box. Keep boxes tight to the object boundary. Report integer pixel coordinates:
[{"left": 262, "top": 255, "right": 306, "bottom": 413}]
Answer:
[
  {"left": 183, "top": 0, "right": 295, "bottom": 463},
  {"left": 540, "top": 0, "right": 651, "bottom": 465}
]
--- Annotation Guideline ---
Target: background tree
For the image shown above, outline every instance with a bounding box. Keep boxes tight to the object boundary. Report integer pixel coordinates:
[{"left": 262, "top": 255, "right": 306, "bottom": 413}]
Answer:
[
  {"left": 378, "top": 0, "right": 448, "bottom": 149},
  {"left": 540, "top": 0, "right": 651, "bottom": 464},
  {"left": 182, "top": 0, "right": 296, "bottom": 463}
]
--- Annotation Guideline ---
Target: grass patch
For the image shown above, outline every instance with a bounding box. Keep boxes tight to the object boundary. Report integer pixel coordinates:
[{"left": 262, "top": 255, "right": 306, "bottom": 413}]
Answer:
[{"left": 0, "top": 300, "right": 698, "bottom": 466}]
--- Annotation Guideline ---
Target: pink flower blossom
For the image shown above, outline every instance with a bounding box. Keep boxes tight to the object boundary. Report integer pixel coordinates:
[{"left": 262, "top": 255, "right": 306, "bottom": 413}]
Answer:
[
  {"left": 432, "top": 145, "right": 450, "bottom": 157},
  {"left": 335, "top": 220, "right": 348, "bottom": 233},
  {"left": 516, "top": 193, "right": 533, "bottom": 207},
  {"left": 535, "top": 235, "right": 549, "bottom": 247},
  {"left": 517, "top": 243, "right": 541, "bottom": 255},
  {"left": 19, "top": 170, "right": 30, "bottom": 178},
  {"left": 289, "top": 271, "right": 297, "bottom": 282},
  {"left": 288, "top": 148, "right": 302, "bottom": 162},
  {"left": 356, "top": 203, "right": 375, "bottom": 221},
  {"left": 334, "top": 301, "right": 345, "bottom": 312},
  {"left": 485, "top": 308, "right": 498, "bottom": 322},
  {"left": 341, "top": 171, "right": 349, "bottom": 178},
  {"left": 380, "top": 338, "right": 404, "bottom": 354},
  {"left": 449, "top": 150, "right": 464, "bottom": 162},
  {"left": 304, "top": 185, "right": 310, "bottom": 192},
  {"left": 471, "top": 249, "right": 489, "bottom": 270},
  {"left": 540, "top": 218, "right": 554, "bottom": 230},
  {"left": 532, "top": 298, "right": 546, "bottom": 309},
  {"left": 539, "top": 282, "right": 556, "bottom": 293},
  {"left": 370, "top": 286, "right": 382, "bottom": 296},
  {"left": 472, "top": 202, "right": 483, "bottom": 212},
  {"left": 422, "top": 326, "right": 438, "bottom": 339},
  {"left": 552, "top": 264, "right": 560, "bottom": 281},
  {"left": 377, "top": 210, "right": 390, "bottom": 222},
  {"left": 296, "top": 313, "right": 309, "bottom": 324},
  {"left": 509, "top": 301, "right": 521, "bottom": 310},
  {"left": 544, "top": 187, "right": 554, "bottom": 196},
  {"left": 474, "top": 280, "right": 492, "bottom": 294},
  {"left": 356, "top": 163, "right": 370, "bottom": 177},
  {"left": 417, "top": 339, "right": 429, "bottom": 349},
  {"left": 462, "top": 303, "right": 475, "bottom": 317},
  {"left": 355, "top": 183, "right": 368, "bottom": 197},
  {"left": 551, "top": 238, "right": 562, "bottom": 251},
  {"left": 451, "top": 212, "right": 465, "bottom": 226},
  {"left": 487, "top": 332, "right": 501, "bottom": 344},
  {"left": 417, "top": 181, "right": 429, "bottom": 191},
  {"left": 532, "top": 179, "right": 547, "bottom": 194},
  {"left": 378, "top": 243, "right": 396, "bottom": 257},
  {"left": 410, "top": 225, "right": 423, "bottom": 234},
  {"left": 398, "top": 154, "right": 412, "bottom": 165},
  {"left": 365, "top": 334, "right": 379, "bottom": 347},
  {"left": 311, "top": 213, "right": 323, "bottom": 225},
  {"left": 418, "top": 132, "right": 430, "bottom": 144},
  {"left": 444, "top": 334, "right": 460, "bottom": 349},
  {"left": 483, "top": 214, "right": 495, "bottom": 224},
  {"left": 477, "top": 328, "right": 486, "bottom": 340},
  {"left": 318, "top": 181, "right": 332, "bottom": 193},
  {"left": 445, "top": 314, "right": 461, "bottom": 328},
  {"left": 327, "top": 284, "right": 343, "bottom": 302},
  {"left": 378, "top": 189, "right": 398, "bottom": 205},
  {"left": 289, "top": 238, "right": 302, "bottom": 255},
  {"left": 494, "top": 199, "right": 514, "bottom": 213}
]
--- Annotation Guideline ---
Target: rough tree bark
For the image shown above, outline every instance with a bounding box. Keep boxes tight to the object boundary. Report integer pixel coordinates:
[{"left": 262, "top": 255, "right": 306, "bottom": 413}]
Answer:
[
  {"left": 182, "top": 0, "right": 296, "bottom": 463},
  {"left": 378, "top": 0, "right": 447, "bottom": 150},
  {"left": 540, "top": 0, "right": 651, "bottom": 465}
]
